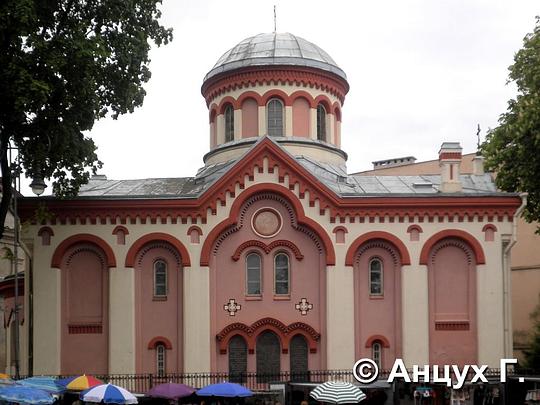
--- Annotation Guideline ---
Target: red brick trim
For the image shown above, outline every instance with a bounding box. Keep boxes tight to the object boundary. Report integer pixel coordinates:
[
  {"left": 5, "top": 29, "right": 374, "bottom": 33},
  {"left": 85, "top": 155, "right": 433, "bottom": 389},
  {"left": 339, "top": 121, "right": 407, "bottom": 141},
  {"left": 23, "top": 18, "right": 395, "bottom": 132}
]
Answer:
[
  {"left": 365, "top": 335, "right": 391, "bottom": 348},
  {"left": 439, "top": 152, "right": 462, "bottom": 160},
  {"left": 314, "top": 95, "right": 332, "bottom": 112},
  {"left": 481, "top": 224, "right": 497, "bottom": 232},
  {"left": 200, "top": 183, "right": 335, "bottom": 266},
  {"left": 419, "top": 229, "right": 485, "bottom": 265},
  {"left": 435, "top": 321, "right": 470, "bottom": 331},
  {"left": 147, "top": 336, "right": 173, "bottom": 349},
  {"left": 231, "top": 239, "right": 304, "bottom": 261},
  {"left": 125, "top": 232, "right": 191, "bottom": 267},
  {"left": 406, "top": 225, "right": 423, "bottom": 234},
  {"left": 201, "top": 66, "right": 349, "bottom": 106},
  {"left": 262, "top": 89, "right": 291, "bottom": 106},
  {"left": 345, "top": 231, "right": 411, "bottom": 266},
  {"left": 290, "top": 90, "right": 317, "bottom": 108},
  {"left": 38, "top": 226, "right": 54, "bottom": 236},
  {"left": 332, "top": 226, "right": 348, "bottom": 234},
  {"left": 237, "top": 91, "right": 264, "bottom": 107},
  {"left": 112, "top": 225, "right": 129, "bottom": 235},
  {"left": 216, "top": 317, "right": 319, "bottom": 354},
  {"left": 218, "top": 97, "right": 238, "bottom": 113},
  {"left": 51, "top": 234, "right": 116, "bottom": 268},
  {"left": 187, "top": 225, "right": 203, "bottom": 236},
  {"left": 68, "top": 324, "right": 102, "bottom": 334}
]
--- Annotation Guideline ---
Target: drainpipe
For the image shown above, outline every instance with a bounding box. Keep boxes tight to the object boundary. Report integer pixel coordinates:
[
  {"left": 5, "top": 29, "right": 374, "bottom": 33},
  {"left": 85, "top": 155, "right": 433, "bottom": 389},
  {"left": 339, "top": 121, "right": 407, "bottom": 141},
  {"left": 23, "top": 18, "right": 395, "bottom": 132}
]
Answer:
[
  {"left": 17, "top": 239, "right": 33, "bottom": 376},
  {"left": 502, "top": 193, "right": 527, "bottom": 359}
]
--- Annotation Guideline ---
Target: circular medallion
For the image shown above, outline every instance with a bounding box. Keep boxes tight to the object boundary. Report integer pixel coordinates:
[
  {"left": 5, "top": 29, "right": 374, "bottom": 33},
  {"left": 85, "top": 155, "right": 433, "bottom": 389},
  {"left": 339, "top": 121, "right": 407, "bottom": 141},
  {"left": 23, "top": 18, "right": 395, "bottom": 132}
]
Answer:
[{"left": 252, "top": 208, "right": 282, "bottom": 238}]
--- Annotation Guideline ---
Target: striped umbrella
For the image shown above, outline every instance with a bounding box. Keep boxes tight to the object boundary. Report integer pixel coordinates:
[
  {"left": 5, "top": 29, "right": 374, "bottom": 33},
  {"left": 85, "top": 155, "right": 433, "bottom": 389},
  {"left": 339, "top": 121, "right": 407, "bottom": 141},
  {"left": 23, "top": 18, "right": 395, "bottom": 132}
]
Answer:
[
  {"left": 310, "top": 381, "right": 366, "bottom": 404},
  {"left": 60, "top": 375, "right": 104, "bottom": 391},
  {"left": 81, "top": 383, "right": 138, "bottom": 404}
]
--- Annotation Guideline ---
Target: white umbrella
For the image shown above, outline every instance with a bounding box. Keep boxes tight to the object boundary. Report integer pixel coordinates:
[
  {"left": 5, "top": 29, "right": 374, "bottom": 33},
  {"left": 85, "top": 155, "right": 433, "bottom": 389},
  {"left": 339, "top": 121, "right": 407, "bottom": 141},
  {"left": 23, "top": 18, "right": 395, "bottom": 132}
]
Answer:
[{"left": 310, "top": 381, "right": 366, "bottom": 404}]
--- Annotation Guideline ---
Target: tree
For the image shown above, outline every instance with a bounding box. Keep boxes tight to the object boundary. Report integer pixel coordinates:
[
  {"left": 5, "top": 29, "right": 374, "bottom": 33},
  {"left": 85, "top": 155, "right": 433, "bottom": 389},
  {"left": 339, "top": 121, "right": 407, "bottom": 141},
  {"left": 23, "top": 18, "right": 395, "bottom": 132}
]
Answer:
[
  {"left": 482, "top": 16, "right": 540, "bottom": 227},
  {"left": 0, "top": 0, "right": 172, "bottom": 238}
]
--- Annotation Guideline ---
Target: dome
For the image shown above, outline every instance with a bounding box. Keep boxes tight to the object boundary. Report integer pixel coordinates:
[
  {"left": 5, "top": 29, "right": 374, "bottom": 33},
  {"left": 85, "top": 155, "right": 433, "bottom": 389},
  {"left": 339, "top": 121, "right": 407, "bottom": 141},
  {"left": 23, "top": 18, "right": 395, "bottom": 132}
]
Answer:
[{"left": 204, "top": 32, "right": 347, "bottom": 82}]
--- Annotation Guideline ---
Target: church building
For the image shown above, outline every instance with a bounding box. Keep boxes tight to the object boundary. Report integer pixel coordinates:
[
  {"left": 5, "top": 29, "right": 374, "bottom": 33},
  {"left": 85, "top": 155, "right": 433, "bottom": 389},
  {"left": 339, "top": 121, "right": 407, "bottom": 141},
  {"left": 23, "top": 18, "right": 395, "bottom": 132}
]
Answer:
[{"left": 13, "top": 32, "right": 523, "bottom": 382}]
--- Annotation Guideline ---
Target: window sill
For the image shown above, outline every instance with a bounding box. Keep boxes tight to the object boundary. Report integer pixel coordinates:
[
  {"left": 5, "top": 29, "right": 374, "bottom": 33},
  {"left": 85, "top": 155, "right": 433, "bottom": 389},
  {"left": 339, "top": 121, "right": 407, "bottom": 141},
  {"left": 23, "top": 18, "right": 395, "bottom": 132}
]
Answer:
[
  {"left": 245, "top": 296, "right": 262, "bottom": 301},
  {"left": 369, "top": 295, "right": 384, "bottom": 300},
  {"left": 273, "top": 295, "right": 291, "bottom": 301},
  {"left": 153, "top": 296, "right": 168, "bottom": 301}
]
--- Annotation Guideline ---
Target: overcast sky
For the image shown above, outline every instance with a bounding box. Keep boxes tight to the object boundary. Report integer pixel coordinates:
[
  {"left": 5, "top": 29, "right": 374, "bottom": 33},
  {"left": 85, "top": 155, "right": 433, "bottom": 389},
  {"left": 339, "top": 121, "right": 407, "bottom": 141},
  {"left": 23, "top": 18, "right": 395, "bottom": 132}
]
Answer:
[{"left": 72, "top": 1, "right": 540, "bottom": 186}]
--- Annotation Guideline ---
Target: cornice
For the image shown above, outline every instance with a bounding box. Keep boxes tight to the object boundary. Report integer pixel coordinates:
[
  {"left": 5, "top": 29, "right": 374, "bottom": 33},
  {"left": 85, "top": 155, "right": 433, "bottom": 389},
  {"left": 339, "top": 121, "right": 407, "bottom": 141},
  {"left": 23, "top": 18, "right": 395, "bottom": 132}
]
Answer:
[{"left": 201, "top": 66, "right": 349, "bottom": 106}]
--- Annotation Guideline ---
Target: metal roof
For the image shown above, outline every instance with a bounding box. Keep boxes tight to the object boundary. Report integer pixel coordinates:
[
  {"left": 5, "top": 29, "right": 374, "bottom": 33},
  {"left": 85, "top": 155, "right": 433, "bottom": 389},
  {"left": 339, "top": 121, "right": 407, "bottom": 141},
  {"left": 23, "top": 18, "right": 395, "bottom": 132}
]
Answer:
[
  {"left": 77, "top": 151, "right": 503, "bottom": 200},
  {"left": 204, "top": 32, "right": 347, "bottom": 82}
]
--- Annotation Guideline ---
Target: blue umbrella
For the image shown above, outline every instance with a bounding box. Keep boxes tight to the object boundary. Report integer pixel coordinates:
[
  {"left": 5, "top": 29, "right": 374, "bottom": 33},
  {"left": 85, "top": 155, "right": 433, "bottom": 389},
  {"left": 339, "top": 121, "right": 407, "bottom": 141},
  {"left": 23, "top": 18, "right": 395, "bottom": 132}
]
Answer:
[
  {"left": 196, "top": 382, "right": 252, "bottom": 398},
  {"left": 17, "top": 376, "right": 66, "bottom": 394},
  {"left": 0, "top": 386, "right": 55, "bottom": 404}
]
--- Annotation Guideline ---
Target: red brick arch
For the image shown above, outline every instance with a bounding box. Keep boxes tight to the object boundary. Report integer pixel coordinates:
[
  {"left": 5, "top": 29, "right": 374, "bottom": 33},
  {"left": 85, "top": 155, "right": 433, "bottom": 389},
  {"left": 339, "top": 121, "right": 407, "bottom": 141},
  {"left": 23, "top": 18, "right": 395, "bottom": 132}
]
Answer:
[
  {"left": 216, "top": 318, "right": 320, "bottom": 354},
  {"left": 51, "top": 234, "right": 116, "bottom": 268},
  {"left": 365, "top": 335, "right": 391, "bottom": 348},
  {"left": 237, "top": 91, "right": 264, "bottom": 107},
  {"left": 419, "top": 229, "right": 485, "bottom": 265},
  {"left": 261, "top": 89, "right": 291, "bottom": 106},
  {"left": 200, "top": 183, "right": 335, "bottom": 266},
  {"left": 345, "top": 231, "right": 411, "bottom": 266},
  {"left": 218, "top": 96, "right": 238, "bottom": 113},
  {"left": 290, "top": 90, "right": 316, "bottom": 108},
  {"left": 147, "top": 336, "right": 173, "bottom": 350},
  {"left": 125, "top": 232, "right": 191, "bottom": 267}
]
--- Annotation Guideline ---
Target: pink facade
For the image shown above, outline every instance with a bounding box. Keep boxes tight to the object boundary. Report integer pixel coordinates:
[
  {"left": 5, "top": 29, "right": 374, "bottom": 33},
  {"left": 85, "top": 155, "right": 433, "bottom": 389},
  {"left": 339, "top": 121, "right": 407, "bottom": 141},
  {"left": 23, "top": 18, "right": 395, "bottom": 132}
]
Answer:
[
  {"left": 428, "top": 238, "right": 477, "bottom": 366},
  {"left": 292, "top": 97, "right": 310, "bottom": 137},
  {"left": 134, "top": 242, "right": 183, "bottom": 374},
  {"left": 241, "top": 98, "right": 258, "bottom": 138},
  {"left": 209, "top": 192, "right": 326, "bottom": 373},
  {"left": 353, "top": 241, "right": 402, "bottom": 369},
  {"left": 60, "top": 243, "right": 109, "bottom": 374}
]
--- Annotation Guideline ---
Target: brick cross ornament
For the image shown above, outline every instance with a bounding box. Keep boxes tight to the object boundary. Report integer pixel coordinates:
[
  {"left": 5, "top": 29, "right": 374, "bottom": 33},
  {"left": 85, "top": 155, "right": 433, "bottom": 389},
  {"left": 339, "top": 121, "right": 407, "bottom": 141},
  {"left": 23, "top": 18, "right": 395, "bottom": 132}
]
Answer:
[
  {"left": 224, "top": 298, "right": 241, "bottom": 316},
  {"left": 295, "top": 298, "right": 313, "bottom": 315}
]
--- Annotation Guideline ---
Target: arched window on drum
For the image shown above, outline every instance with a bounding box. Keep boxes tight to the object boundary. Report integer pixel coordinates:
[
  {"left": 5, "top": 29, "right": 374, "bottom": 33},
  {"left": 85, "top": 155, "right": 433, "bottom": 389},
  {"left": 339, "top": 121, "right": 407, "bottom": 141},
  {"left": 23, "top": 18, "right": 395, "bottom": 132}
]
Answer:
[
  {"left": 267, "top": 98, "right": 284, "bottom": 137},
  {"left": 316, "top": 104, "right": 326, "bottom": 141}
]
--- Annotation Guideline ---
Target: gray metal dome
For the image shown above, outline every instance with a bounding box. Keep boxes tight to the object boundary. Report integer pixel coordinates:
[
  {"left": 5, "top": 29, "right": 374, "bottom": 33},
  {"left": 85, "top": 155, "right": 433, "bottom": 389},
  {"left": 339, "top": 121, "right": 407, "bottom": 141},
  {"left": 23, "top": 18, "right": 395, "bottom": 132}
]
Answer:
[{"left": 204, "top": 32, "right": 347, "bottom": 82}]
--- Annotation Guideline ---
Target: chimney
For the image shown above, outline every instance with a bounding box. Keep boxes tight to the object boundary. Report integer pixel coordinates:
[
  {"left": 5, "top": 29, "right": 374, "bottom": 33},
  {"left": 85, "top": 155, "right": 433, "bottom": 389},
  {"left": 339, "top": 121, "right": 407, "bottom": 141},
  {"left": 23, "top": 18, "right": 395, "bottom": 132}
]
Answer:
[
  {"left": 472, "top": 153, "right": 484, "bottom": 176},
  {"left": 439, "top": 142, "right": 462, "bottom": 192}
]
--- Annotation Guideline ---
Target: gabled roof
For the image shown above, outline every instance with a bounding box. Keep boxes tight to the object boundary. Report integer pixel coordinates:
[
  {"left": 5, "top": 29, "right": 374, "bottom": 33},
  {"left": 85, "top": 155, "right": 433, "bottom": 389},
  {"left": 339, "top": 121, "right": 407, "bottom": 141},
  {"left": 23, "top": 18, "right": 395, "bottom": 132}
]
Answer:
[{"left": 77, "top": 138, "right": 504, "bottom": 199}]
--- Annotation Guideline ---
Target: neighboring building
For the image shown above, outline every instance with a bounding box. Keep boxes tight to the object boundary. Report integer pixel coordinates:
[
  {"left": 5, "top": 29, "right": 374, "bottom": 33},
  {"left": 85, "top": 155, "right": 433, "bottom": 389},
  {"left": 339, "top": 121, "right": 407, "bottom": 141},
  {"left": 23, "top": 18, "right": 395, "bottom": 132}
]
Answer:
[
  {"left": 356, "top": 153, "right": 540, "bottom": 364},
  {"left": 9, "top": 33, "right": 523, "bottom": 387}
]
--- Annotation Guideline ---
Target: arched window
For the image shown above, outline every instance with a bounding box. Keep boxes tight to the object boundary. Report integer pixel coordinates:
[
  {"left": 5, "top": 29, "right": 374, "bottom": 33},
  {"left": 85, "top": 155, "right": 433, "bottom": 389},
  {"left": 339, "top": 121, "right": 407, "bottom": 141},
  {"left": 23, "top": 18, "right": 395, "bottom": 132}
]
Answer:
[
  {"left": 372, "top": 341, "right": 382, "bottom": 368},
  {"left": 228, "top": 335, "right": 247, "bottom": 383},
  {"left": 274, "top": 253, "right": 289, "bottom": 295},
  {"left": 156, "top": 343, "right": 166, "bottom": 376},
  {"left": 290, "top": 335, "right": 308, "bottom": 382},
  {"left": 224, "top": 105, "right": 234, "bottom": 142},
  {"left": 267, "top": 98, "right": 284, "bottom": 137},
  {"left": 256, "top": 331, "right": 280, "bottom": 382},
  {"left": 246, "top": 253, "right": 262, "bottom": 295},
  {"left": 316, "top": 104, "right": 326, "bottom": 141},
  {"left": 154, "top": 260, "right": 167, "bottom": 297},
  {"left": 369, "top": 258, "right": 383, "bottom": 296}
]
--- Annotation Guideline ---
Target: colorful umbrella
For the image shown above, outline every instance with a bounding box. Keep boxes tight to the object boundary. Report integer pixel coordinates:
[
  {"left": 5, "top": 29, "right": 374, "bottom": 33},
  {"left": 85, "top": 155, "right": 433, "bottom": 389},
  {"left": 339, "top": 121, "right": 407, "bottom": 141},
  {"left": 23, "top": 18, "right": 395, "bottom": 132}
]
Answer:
[
  {"left": 81, "top": 383, "right": 138, "bottom": 404},
  {"left": 0, "top": 386, "right": 55, "bottom": 404},
  {"left": 310, "top": 381, "right": 366, "bottom": 404},
  {"left": 17, "top": 376, "right": 66, "bottom": 394},
  {"left": 196, "top": 382, "right": 252, "bottom": 398},
  {"left": 147, "top": 383, "right": 196, "bottom": 399},
  {"left": 59, "top": 374, "right": 104, "bottom": 391}
]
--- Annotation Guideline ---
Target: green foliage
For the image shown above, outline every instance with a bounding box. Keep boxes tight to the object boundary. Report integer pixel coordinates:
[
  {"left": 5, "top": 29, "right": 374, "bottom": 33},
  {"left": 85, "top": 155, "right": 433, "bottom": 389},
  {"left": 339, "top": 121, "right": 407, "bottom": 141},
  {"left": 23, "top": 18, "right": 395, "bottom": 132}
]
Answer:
[
  {"left": 481, "top": 16, "right": 540, "bottom": 226},
  {"left": 0, "top": 0, "right": 172, "bottom": 237},
  {"left": 524, "top": 295, "right": 540, "bottom": 370}
]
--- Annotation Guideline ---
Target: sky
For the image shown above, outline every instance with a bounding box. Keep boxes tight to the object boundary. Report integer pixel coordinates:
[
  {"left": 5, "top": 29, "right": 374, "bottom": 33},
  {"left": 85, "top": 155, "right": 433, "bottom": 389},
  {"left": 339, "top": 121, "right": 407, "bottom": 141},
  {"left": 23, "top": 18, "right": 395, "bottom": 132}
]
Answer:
[{"left": 41, "top": 0, "right": 539, "bottom": 191}]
